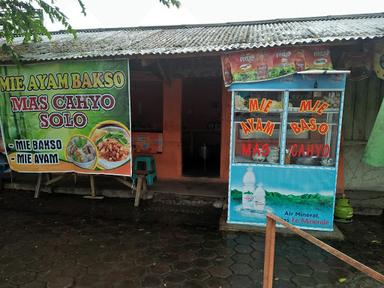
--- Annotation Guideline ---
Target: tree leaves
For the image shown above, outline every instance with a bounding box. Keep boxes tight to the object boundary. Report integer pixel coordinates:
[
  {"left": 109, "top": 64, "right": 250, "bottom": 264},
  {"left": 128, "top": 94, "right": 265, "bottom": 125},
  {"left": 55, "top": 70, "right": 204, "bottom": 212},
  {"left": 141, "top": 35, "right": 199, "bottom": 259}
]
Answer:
[
  {"left": 0, "top": 0, "right": 180, "bottom": 63},
  {"left": 159, "top": 0, "right": 181, "bottom": 8},
  {"left": 0, "top": 0, "right": 86, "bottom": 63}
]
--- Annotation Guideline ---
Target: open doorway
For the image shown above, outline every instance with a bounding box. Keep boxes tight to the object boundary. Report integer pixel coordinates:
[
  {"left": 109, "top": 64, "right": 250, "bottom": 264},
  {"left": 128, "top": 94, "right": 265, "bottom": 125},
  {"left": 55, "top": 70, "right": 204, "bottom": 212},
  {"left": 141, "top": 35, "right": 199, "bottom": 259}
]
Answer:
[{"left": 182, "top": 77, "right": 222, "bottom": 177}]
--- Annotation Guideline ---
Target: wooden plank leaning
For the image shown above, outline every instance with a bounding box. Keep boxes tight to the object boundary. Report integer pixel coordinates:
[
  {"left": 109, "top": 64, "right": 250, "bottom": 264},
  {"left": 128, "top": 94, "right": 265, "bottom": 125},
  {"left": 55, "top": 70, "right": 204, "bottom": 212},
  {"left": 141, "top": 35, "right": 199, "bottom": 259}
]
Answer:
[{"left": 263, "top": 213, "right": 384, "bottom": 286}]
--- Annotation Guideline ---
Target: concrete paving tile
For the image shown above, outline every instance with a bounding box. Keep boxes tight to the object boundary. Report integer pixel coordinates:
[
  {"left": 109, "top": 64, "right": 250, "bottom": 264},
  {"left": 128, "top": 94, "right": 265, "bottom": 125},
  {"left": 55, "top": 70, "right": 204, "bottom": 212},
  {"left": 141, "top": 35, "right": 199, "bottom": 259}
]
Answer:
[
  {"left": 231, "top": 254, "right": 253, "bottom": 264},
  {"left": 250, "top": 242, "right": 264, "bottom": 252},
  {"left": 47, "top": 276, "right": 74, "bottom": 288},
  {"left": 234, "top": 245, "right": 253, "bottom": 254},
  {"left": 291, "top": 275, "right": 317, "bottom": 287},
  {"left": 185, "top": 268, "right": 210, "bottom": 281},
  {"left": 212, "top": 257, "right": 233, "bottom": 267},
  {"left": 141, "top": 275, "right": 162, "bottom": 288},
  {"left": 0, "top": 196, "right": 382, "bottom": 288},
  {"left": 288, "top": 263, "right": 314, "bottom": 277},
  {"left": 248, "top": 270, "right": 263, "bottom": 283},
  {"left": 250, "top": 250, "right": 264, "bottom": 260},
  {"left": 196, "top": 249, "right": 217, "bottom": 259},
  {"left": 230, "top": 263, "right": 252, "bottom": 275},
  {"left": 312, "top": 271, "right": 338, "bottom": 285},
  {"left": 192, "top": 258, "right": 212, "bottom": 269},
  {"left": 75, "top": 273, "right": 103, "bottom": 286},
  {"left": 228, "top": 275, "right": 253, "bottom": 288},
  {"left": 135, "top": 256, "right": 157, "bottom": 267},
  {"left": 150, "top": 263, "right": 171, "bottom": 274},
  {"left": 173, "top": 261, "right": 192, "bottom": 272},
  {"left": 176, "top": 251, "right": 197, "bottom": 262},
  {"left": 120, "top": 266, "right": 146, "bottom": 279},
  {"left": 8, "top": 271, "right": 36, "bottom": 286},
  {"left": 286, "top": 253, "right": 309, "bottom": 265},
  {"left": 61, "top": 265, "right": 88, "bottom": 277},
  {"left": 183, "top": 280, "right": 206, "bottom": 288},
  {"left": 204, "top": 277, "right": 230, "bottom": 288},
  {"left": 272, "top": 279, "right": 296, "bottom": 288},
  {"left": 112, "top": 279, "right": 136, "bottom": 288},
  {"left": 207, "top": 266, "right": 232, "bottom": 278},
  {"left": 2, "top": 261, "right": 27, "bottom": 276},
  {"left": 234, "top": 234, "right": 253, "bottom": 245},
  {"left": 308, "top": 259, "right": 331, "bottom": 273},
  {"left": 203, "top": 240, "right": 221, "bottom": 249},
  {"left": 0, "top": 283, "right": 16, "bottom": 288},
  {"left": 163, "top": 272, "right": 187, "bottom": 283},
  {"left": 273, "top": 266, "right": 293, "bottom": 281},
  {"left": 20, "top": 281, "right": 46, "bottom": 288}
]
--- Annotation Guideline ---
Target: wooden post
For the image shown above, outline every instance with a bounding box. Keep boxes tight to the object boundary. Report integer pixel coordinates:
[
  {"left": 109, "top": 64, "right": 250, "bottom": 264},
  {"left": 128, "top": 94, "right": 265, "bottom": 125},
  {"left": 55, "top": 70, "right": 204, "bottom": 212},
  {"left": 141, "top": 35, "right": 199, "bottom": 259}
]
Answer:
[
  {"left": 263, "top": 216, "right": 276, "bottom": 288},
  {"left": 267, "top": 213, "right": 384, "bottom": 284},
  {"left": 83, "top": 175, "right": 104, "bottom": 199},
  {"left": 90, "top": 175, "right": 96, "bottom": 197},
  {"left": 134, "top": 176, "right": 143, "bottom": 207},
  {"left": 46, "top": 173, "right": 53, "bottom": 194},
  {"left": 34, "top": 173, "right": 43, "bottom": 198}
]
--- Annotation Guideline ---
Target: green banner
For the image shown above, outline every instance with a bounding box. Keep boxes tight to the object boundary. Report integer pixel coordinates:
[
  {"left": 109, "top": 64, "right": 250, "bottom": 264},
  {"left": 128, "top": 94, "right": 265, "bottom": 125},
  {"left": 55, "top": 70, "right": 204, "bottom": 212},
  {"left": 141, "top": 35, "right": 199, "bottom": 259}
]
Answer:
[
  {"left": 363, "top": 98, "right": 384, "bottom": 167},
  {"left": 0, "top": 60, "right": 132, "bottom": 176}
]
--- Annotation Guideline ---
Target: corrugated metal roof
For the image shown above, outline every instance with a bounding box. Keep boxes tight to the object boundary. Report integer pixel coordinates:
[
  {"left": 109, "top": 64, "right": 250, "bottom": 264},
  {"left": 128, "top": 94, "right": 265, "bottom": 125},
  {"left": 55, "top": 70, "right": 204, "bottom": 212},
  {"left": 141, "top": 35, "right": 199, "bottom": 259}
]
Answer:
[{"left": 1, "top": 12, "right": 384, "bottom": 62}]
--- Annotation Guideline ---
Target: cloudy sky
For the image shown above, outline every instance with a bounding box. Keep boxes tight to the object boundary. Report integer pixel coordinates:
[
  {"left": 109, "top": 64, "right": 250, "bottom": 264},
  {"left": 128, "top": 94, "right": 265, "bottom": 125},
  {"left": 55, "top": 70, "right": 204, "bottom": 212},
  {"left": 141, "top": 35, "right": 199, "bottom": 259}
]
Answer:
[{"left": 46, "top": 0, "right": 384, "bottom": 31}]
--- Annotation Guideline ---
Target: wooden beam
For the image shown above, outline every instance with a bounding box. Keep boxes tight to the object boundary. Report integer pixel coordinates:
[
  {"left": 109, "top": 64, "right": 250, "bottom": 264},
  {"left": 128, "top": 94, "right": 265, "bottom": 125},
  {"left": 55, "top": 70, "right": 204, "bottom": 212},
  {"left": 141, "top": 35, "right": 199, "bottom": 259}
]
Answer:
[
  {"left": 34, "top": 174, "right": 43, "bottom": 199},
  {"left": 266, "top": 213, "right": 384, "bottom": 284},
  {"left": 263, "top": 217, "right": 276, "bottom": 288},
  {"left": 134, "top": 176, "right": 143, "bottom": 207}
]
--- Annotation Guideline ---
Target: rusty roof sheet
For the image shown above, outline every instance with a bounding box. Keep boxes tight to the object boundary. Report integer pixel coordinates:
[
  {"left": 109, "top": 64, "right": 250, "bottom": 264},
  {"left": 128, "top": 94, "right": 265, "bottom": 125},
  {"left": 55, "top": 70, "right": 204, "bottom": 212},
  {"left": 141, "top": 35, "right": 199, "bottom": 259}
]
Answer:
[{"left": 1, "top": 13, "right": 384, "bottom": 62}]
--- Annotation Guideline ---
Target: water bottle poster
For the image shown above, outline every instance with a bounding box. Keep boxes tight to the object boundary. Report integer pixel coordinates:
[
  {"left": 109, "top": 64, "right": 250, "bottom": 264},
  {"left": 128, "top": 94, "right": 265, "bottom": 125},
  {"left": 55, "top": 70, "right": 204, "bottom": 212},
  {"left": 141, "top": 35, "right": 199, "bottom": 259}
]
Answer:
[{"left": 228, "top": 165, "right": 336, "bottom": 231}]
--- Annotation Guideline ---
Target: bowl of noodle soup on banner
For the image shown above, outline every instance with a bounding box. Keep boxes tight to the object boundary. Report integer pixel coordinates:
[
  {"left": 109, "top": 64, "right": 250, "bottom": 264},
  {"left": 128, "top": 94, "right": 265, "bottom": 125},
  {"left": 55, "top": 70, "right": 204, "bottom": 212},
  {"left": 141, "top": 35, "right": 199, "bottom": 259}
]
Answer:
[
  {"left": 66, "top": 135, "right": 97, "bottom": 170},
  {"left": 90, "top": 121, "right": 131, "bottom": 170}
]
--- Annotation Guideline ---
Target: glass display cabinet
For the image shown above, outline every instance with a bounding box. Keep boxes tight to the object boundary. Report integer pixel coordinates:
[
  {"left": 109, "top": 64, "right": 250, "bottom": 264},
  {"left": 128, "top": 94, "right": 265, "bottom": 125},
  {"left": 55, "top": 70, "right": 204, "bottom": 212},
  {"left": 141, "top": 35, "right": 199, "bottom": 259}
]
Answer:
[{"left": 227, "top": 72, "right": 348, "bottom": 231}]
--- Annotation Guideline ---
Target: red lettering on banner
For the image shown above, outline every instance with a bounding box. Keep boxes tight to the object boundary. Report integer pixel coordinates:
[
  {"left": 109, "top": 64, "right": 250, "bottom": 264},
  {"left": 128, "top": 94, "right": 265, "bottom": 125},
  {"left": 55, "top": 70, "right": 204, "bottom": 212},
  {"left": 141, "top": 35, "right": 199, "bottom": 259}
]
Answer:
[
  {"left": 242, "top": 143, "right": 252, "bottom": 157},
  {"left": 299, "top": 100, "right": 329, "bottom": 115},
  {"left": 318, "top": 123, "right": 329, "bottom": 135},
  {"left": 289, "top": 144, "right": 331, "bottom": 159},
  {"left": 38, "top": 112, "right": 88, "bottom": 129},
  {"left": 307, "top": 144, "right": 314, "bottom": 156},
  {"left": 255, "top": 118, "right": 263, "bottom": 131},
  {"left": 10, "top": 95, "right": 48, "bottom": 112},
  {"left": 308, "top": 118, "right": 317, "bottom": 131},
  {"left": 248, "top": 98, "right": 273, "bottom": 113},
  {"left": 241, "top": 143, "right": 270, "bottom": 158},
  {"left": 240, "top": 118, "right": 275, "bottom": 136},
  {"left": 322, "top": 144, "right": 330, "bottom": 157},
  {"left": 290, "top": 118, "right": 329, "bottom": 135}
]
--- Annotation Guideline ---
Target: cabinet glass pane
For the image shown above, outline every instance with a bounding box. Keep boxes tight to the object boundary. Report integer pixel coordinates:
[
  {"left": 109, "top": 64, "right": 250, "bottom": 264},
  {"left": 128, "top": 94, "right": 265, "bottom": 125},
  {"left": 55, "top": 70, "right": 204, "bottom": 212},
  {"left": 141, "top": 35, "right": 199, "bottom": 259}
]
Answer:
[
  {"left": 285, "top": 91, "right": 341, "bottom": 167},
  {"left": 233, "top": 91, "right": 283, "bottom": 164}
]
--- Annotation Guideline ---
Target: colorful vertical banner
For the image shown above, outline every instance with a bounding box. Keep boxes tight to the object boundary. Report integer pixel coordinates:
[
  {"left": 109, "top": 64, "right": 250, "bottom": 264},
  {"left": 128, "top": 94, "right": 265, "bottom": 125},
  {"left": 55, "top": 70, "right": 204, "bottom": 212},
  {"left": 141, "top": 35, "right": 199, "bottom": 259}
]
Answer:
[
  {"left": 221, "top": 46, "right": 333, "bottom": 86},
  {"left": 0, "top": 60, "right": 132, "bottom": 176}
]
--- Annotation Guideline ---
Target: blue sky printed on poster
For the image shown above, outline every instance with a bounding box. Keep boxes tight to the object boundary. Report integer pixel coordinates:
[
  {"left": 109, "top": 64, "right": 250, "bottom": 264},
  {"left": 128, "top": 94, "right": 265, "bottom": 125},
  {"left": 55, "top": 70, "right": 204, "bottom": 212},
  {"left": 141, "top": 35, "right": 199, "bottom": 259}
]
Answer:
[{"left": 228, "top": 165, "right": 336, "bottom": 231}]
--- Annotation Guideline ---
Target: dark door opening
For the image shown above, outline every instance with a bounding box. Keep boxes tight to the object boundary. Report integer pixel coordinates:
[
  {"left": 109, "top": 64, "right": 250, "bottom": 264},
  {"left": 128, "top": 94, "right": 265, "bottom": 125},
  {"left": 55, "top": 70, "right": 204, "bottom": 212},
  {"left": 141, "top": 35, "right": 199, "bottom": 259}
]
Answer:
[{"left": 182, "top": 78, "right": 221, "bottom": 177}]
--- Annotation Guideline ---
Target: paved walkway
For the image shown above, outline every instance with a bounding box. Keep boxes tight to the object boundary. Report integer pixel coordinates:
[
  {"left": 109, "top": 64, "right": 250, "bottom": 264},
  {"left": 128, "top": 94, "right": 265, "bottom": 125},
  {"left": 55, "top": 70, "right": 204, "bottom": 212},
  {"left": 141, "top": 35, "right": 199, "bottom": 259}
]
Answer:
[{"left": 0, "top": 194, "right": 383, "bottom": 287}]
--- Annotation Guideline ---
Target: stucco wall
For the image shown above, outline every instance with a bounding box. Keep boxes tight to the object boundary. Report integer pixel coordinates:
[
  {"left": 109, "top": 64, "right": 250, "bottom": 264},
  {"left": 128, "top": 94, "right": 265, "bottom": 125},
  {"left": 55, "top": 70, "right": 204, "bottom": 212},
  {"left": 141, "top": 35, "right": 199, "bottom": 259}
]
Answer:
[{"left": 344, "top": 143, "right": 384, "bottom": 191}]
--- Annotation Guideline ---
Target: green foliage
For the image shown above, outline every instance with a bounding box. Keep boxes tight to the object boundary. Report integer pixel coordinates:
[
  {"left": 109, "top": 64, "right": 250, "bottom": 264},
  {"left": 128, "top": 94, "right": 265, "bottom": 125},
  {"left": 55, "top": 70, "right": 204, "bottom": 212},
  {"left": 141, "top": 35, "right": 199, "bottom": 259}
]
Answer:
[
  {"left": 96, "top": 131, "right": 128, "bottom": 145},
  {"left": 159, "top": 0, "right": 181, "bottom": 8},
  {"left": 0, "top": 0, "right": 180, "bottom": 63},
  {"left": 231, "top": 189, "right": 242, "bottom": 199},
  {"left": 265, "top": 191, "right": 333, "bottom": 207},
  {"left": 0, "top": 0, "right": 86, "bottom": 61}
]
